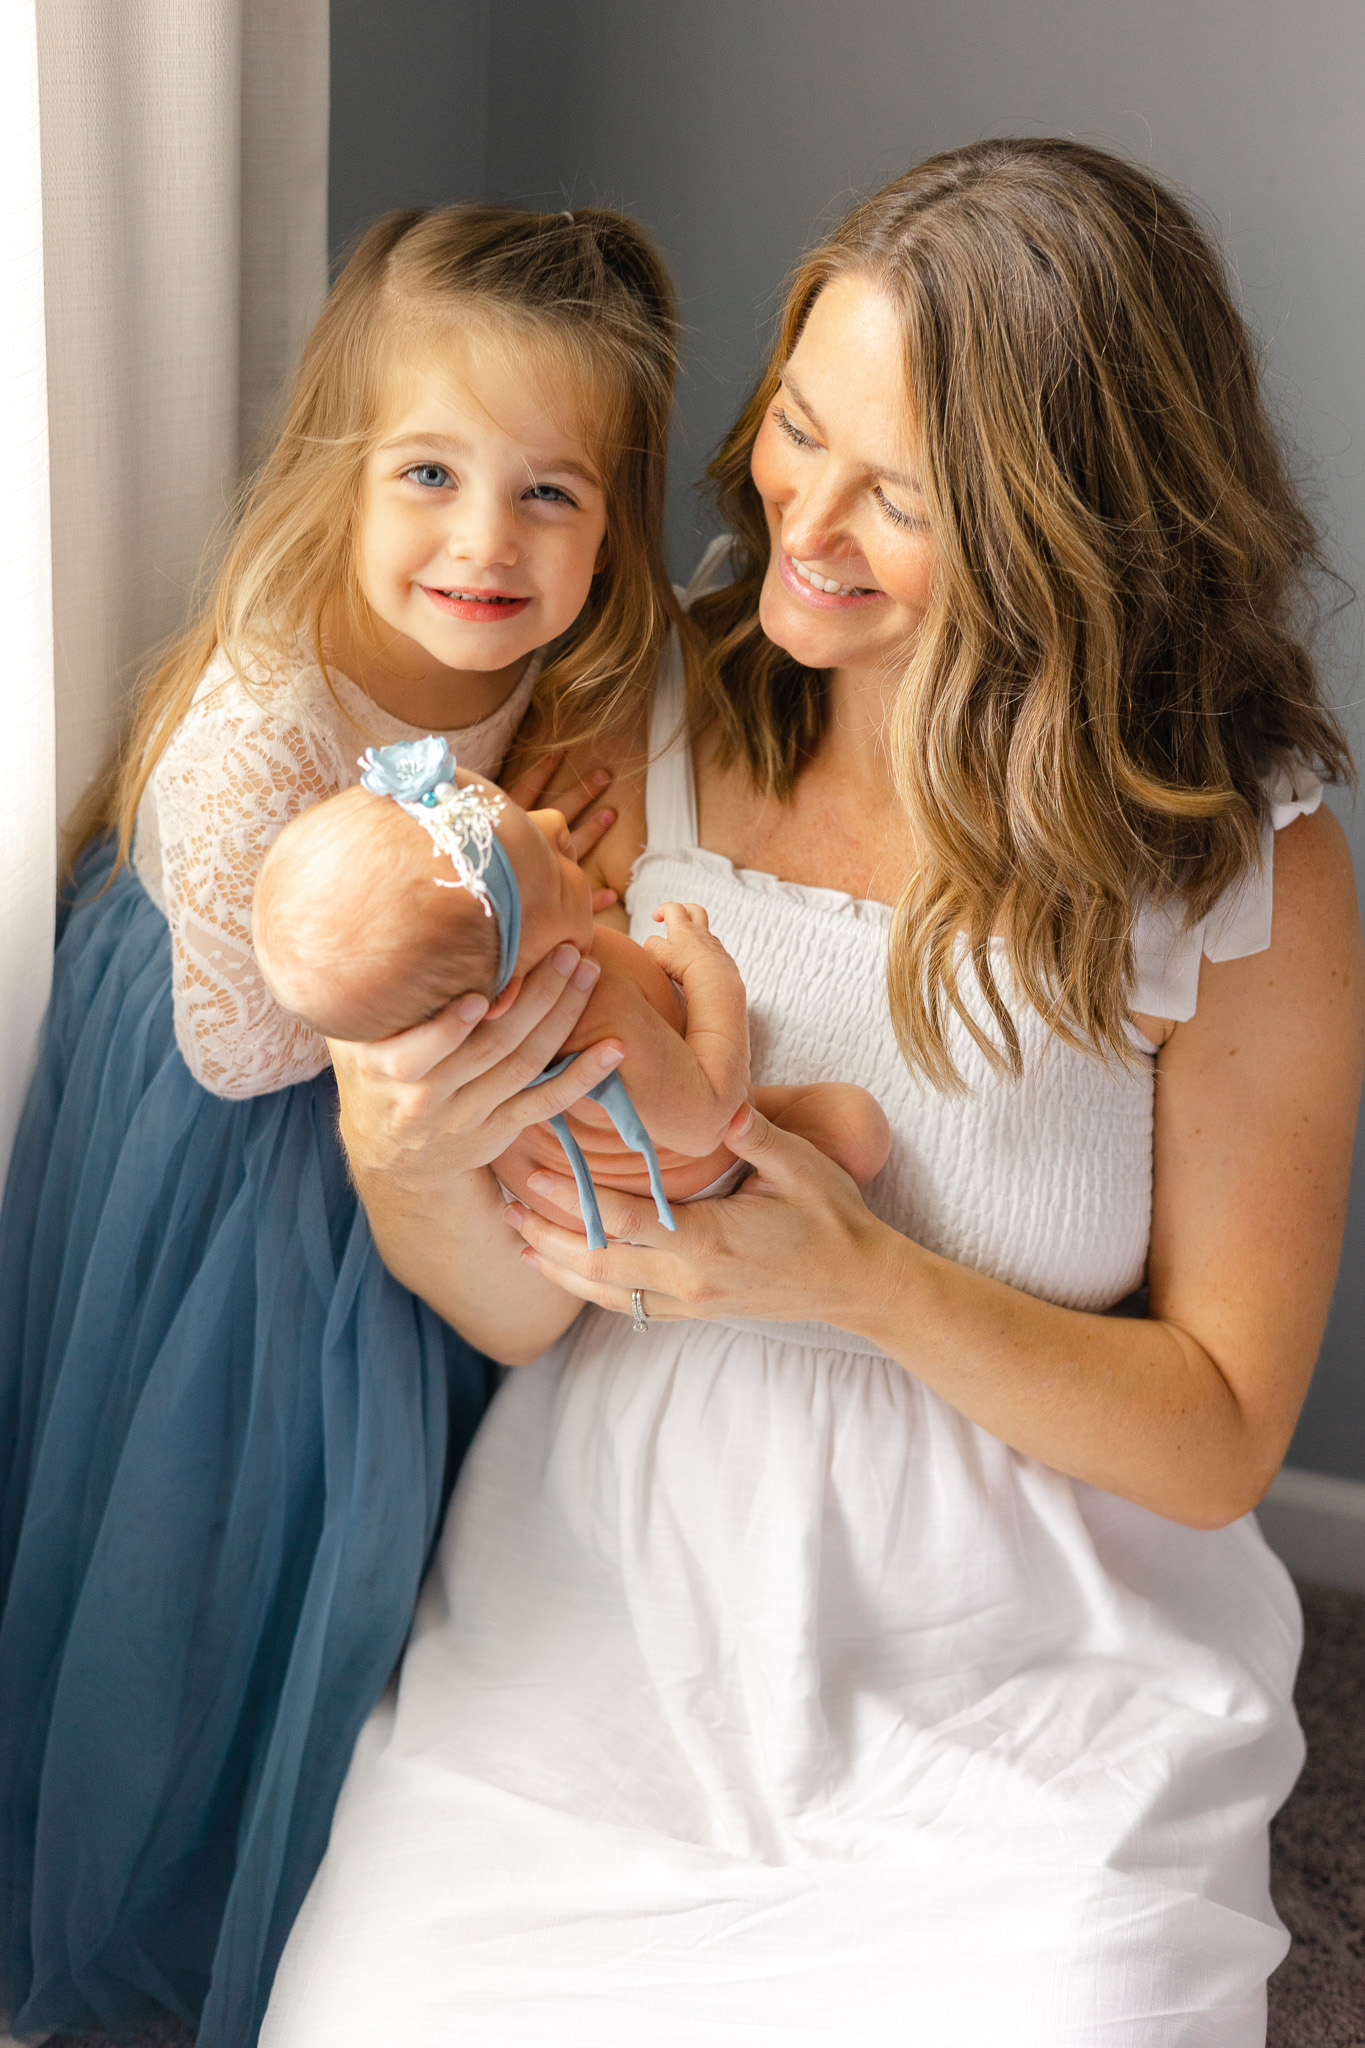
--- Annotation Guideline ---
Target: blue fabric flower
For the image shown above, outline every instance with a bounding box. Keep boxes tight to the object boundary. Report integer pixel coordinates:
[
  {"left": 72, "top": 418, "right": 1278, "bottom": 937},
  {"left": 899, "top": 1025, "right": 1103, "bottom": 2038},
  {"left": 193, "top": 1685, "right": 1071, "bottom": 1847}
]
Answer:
[{"left": 358, "top": 736, "right": 455, "bottom": 801}]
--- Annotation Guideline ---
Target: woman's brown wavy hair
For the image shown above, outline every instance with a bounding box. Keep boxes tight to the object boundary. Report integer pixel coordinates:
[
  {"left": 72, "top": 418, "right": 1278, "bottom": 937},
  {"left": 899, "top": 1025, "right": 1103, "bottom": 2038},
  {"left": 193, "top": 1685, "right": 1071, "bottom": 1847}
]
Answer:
[
  {"left": 694, "top": 138, "right": 1353, "bottom": 1087},
  {"left": 76, "top": 203, "right": 684, "bottom": 868}
]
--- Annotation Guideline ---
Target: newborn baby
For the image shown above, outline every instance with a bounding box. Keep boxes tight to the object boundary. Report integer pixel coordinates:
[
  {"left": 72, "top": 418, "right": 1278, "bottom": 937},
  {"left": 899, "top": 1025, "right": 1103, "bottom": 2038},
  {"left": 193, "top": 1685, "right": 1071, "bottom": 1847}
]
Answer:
[{"left": 253, "top": 738, "right": 889, "bottom": 1245}]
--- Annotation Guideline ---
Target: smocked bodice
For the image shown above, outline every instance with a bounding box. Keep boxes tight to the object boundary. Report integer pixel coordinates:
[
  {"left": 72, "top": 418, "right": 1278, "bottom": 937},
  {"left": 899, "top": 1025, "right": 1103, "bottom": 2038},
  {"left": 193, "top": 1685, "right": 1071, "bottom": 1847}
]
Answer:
[{"left": 628, "top": 842, "right": 1154, "bottom": 1316}]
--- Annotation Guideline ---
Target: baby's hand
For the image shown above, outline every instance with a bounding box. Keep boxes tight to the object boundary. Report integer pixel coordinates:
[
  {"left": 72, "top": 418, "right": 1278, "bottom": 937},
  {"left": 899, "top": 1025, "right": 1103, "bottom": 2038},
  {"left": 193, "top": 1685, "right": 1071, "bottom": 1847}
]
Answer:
[
  {"left": 645, "top": 902, "right": 749, "bottom": 1117},
  {"left": 644, "top": 900, "right": 722, "bottom": 969}
]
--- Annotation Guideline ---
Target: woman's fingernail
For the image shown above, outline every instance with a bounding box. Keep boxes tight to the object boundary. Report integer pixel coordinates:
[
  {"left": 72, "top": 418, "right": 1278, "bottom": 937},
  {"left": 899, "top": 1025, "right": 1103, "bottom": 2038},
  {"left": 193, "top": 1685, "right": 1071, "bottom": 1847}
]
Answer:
[
  {"left": 552, "top": 944, "right": 581, "bottom": 976},
  {"left": 596, "top": 1043, "right": 624, "bottom": 1069},
  {"left": 527, "top": 1171, "right": 556, "bottom": 1194},
  {"left": 456, "top": 993, "right": 488, "bottom": 1023},
  {"left": 596, "top": 809, "right": 615, "bottom": 827},
  {"left": 503, "top": 1203, "right": 525, "bottom": 1228},
  {"left": 572, "top": 957, "right": 601, "bottom": 991},
  {"left": 730, "top": 1105, "right": 754, "bottom": 1139},
  {"left": 592, "top": 769, "right": 610, "bottom": 787}
]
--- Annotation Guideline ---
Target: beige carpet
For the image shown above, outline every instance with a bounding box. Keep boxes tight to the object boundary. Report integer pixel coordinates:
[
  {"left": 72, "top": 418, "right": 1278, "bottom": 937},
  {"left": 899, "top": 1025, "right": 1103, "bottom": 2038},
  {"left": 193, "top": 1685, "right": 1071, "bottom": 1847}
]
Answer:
[{"left": 45, "top": 1580, "right": 1365, "bottom": 2048}]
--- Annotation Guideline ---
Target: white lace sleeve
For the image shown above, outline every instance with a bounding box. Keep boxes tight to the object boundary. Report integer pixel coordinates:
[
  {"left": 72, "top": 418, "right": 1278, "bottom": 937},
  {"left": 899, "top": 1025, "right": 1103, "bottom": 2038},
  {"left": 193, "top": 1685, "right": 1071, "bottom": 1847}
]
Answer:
[{"left": 145, "top": 661, "right": 350, "bottom": 1098}]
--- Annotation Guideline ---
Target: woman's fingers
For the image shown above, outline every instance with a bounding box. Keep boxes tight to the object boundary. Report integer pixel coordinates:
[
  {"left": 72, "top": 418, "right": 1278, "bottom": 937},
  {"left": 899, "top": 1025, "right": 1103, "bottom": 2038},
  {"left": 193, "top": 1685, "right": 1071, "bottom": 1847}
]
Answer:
[
  {"left": 496, "top": 1041, "right": 626, "bottom": 1138},
  {"left": 525, "top": 1168, "right": 676, "bottom": 1249},
  {"left": 504, "top": 1200, "right": 689, "bottom": 1318},
  {"left": 327, "top": 988, "right": 490, "bottom": 1087}
]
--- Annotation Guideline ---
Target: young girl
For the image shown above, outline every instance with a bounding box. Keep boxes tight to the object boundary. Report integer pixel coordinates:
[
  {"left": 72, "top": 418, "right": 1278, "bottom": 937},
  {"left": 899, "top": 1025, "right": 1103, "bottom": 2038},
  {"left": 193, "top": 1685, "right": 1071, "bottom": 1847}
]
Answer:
[{"left": 0, "top": 203, "right": 683, "bottom": 2048}]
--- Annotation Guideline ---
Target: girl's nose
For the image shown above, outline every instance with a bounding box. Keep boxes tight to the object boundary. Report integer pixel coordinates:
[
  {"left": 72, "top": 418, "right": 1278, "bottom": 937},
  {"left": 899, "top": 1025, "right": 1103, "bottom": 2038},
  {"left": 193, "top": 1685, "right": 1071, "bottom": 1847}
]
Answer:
[{"left": 445, "top": 489, "right": 519, "bottom": 570}]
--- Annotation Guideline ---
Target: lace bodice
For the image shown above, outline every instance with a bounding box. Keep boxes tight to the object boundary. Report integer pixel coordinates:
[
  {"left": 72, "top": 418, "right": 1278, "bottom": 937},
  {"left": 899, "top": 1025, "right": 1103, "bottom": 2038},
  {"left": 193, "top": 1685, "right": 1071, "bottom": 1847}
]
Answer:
[{"left": 132, "top": 648, "right": 539, "bottom": 1098}]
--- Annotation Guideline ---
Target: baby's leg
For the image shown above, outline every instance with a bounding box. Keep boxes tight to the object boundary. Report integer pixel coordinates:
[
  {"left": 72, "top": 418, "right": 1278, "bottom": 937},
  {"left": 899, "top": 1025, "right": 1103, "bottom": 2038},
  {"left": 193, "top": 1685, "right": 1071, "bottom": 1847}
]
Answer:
[{"left": 755, "top": 1083, "right": 891, "bottom": 1187}]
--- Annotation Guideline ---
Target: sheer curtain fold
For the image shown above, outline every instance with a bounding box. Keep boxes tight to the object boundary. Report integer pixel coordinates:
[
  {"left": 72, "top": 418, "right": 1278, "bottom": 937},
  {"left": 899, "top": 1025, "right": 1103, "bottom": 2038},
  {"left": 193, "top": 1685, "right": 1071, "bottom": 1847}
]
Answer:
[
  {"left": 0, "top": 0, "right": 55, "bottom": 1184},
  {"left": 0, "top": 0, "right": 327, "bottom": 1192}
]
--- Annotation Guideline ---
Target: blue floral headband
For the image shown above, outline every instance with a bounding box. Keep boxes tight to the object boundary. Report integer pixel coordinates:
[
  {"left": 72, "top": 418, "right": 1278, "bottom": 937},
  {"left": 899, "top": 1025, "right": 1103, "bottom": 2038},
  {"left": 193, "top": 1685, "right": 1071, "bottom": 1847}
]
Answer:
[{"left": 358, "top": 737, "right": 522, "bottom": 993}]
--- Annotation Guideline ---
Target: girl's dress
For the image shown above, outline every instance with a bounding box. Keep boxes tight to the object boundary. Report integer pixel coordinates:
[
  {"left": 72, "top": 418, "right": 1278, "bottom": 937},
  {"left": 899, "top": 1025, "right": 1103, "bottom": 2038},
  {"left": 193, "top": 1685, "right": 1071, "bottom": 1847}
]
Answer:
[
  {"left": 0, "top": 648, "right": 536, "bottom": 2048},
  {"left": 263, "top": 612, "right": 1320, "bottom": 2048}
]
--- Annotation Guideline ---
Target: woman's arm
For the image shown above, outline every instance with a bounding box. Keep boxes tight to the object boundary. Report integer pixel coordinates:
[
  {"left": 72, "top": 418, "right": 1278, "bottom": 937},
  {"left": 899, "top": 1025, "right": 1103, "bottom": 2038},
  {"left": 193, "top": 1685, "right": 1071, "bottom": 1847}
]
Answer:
[
  {"left": 507, "top": 808, "right": 1365, "bottom": 1526},
  {"left": 334, "top": 943, "right": 629, "bottom": 1365}
]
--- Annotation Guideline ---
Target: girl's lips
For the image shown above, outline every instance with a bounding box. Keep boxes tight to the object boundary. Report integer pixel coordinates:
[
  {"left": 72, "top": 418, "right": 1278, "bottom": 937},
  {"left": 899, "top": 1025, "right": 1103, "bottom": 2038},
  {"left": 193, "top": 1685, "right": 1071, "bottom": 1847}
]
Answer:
[
  {"left": 421, "top": 585, "right": 532, "bottom": 625},
  {"left": 776, "top": 548, "right": 884, "bottom": 610}
]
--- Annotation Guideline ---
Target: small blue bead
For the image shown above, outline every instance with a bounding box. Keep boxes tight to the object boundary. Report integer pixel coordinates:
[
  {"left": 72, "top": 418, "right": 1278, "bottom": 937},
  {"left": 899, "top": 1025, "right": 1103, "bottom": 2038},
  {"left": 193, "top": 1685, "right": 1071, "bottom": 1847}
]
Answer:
[{"left": 421, "top": 791, "right": 438, "bottom": 806}]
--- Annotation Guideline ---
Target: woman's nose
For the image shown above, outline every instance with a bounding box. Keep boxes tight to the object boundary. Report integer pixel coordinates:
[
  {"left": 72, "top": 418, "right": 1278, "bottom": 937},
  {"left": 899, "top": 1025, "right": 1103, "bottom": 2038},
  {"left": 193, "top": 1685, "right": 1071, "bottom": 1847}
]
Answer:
[{"left": 780, "top": 471, "right": 856, "bottom": 566}]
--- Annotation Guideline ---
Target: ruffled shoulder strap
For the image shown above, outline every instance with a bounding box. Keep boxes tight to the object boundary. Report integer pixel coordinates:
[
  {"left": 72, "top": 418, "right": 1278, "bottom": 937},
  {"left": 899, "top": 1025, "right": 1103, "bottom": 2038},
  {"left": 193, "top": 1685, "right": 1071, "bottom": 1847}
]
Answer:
[{"left": 1130, "top": 764, "right": 1324, "bottom": 1021}]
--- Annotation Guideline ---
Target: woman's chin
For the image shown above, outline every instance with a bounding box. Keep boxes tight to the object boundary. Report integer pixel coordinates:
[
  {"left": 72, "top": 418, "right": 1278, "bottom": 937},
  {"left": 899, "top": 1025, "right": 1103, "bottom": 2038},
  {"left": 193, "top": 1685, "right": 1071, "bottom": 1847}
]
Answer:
[{"left": 758, "top": 574, "right": 864, "bottom": 673}]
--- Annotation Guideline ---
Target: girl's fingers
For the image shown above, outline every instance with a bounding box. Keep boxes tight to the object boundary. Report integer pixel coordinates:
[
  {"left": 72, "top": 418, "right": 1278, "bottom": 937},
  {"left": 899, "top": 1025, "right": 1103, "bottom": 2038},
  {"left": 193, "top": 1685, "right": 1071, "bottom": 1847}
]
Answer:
[
  {"left": 553, "top": 766, "right": 614, "bottom": 831},
  {"left": 569, "top": 806, "right": 616, "bottom": 862},
  {"left": 502, "top": 749, "right": 565, "bottom": 811}
]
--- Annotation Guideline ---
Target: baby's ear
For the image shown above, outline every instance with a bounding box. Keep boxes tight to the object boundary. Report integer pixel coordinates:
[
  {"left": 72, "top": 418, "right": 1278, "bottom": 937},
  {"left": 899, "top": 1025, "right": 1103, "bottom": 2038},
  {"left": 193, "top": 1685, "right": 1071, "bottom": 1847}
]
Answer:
[{"left": 484, "top": 974, "right": 524, "bottom": 1020}]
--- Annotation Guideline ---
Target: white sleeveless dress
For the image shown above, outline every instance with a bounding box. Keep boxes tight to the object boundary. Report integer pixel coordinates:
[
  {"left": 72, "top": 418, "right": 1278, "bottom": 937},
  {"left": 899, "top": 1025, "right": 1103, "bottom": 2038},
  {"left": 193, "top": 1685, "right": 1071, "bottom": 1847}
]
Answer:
[{"left": 263, "top": 632, "right": 1320, "bottom": 2048}]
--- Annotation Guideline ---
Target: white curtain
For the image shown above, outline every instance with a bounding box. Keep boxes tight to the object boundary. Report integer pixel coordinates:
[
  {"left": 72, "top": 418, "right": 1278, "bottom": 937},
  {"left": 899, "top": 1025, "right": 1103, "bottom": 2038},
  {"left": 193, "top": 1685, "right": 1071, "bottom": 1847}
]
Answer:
[{"left": 0, "top": 0, "right": 328, "bottom": 1178}]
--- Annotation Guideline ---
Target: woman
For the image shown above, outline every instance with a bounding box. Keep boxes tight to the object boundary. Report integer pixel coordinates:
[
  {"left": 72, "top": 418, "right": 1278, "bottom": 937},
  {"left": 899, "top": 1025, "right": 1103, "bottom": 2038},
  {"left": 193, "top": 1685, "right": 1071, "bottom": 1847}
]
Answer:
[{"left": 263, "top": 141, "right": 1363, "bottom": 2046}]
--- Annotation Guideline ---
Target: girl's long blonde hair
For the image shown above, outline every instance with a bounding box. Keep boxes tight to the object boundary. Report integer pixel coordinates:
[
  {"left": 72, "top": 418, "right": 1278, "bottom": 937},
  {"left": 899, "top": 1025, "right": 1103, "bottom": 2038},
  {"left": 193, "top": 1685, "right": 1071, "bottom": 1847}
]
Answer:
[
  {"left": 78, "top": 204, "right": 685, "bottom": 868},
  {"left": 695, "top": 138, "right": 1353, "bottom": 1088}
]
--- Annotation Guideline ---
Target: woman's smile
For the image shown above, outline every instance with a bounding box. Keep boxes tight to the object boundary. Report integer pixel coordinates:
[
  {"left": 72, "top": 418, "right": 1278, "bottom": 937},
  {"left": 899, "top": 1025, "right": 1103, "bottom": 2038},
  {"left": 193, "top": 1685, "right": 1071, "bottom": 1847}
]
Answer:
[{"left": 778, "top": 546, "right": 885, "bottom": 608}]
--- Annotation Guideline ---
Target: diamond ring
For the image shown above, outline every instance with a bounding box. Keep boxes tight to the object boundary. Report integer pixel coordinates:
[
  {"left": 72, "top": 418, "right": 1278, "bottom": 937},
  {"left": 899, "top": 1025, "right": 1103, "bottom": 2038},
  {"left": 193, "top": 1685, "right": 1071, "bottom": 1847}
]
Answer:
[{"left": 631, "top": 1287, "right": 650, "bottom": 1334}]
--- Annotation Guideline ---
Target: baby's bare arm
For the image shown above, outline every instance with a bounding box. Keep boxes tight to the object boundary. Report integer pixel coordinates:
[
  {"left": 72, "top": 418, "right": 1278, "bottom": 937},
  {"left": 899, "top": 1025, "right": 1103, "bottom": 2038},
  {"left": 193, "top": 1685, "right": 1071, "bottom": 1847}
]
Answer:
[{"left": 643, "top": 904, "right": 750, "bottom": 1119}]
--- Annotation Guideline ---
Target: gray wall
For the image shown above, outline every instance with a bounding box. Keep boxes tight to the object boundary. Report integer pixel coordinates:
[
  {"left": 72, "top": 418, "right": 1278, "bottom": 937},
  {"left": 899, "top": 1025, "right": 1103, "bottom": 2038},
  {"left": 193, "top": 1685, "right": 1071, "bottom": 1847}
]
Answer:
[{"left": 331, "top": 0, "right": 1365, "bottom": 1480}]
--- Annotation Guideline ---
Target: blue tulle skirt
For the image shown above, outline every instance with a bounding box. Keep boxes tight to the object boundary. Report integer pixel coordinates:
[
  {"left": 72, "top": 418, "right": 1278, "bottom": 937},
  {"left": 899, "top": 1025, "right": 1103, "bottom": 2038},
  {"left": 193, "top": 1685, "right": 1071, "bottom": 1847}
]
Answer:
[{"left": 0, "top": 843, "right": 492, "bottom": 2046}]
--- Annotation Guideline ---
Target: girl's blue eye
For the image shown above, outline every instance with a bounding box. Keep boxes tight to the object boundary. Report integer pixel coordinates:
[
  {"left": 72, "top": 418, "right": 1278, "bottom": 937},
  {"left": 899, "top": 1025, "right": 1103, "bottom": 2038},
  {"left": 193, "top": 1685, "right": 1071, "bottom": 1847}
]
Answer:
[
  {"left": 405, "top": 463, "right": 453, "bottom": 490},
  {"left": 524, "top": 483, "right": 576, "bottom": 506}
]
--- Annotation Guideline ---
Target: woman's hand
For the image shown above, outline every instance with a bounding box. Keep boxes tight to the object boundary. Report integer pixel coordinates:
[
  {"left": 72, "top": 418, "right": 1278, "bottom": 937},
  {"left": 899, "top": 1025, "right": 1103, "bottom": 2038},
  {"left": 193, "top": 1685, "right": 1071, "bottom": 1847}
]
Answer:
[
  {"left": 504, "top": 1103, "right": 894, "bottom": 1328},
  {"left": 329, "top": 945, "right": 627, "bottom": 1360},
  {"left": 330, "top": 945, "right": 622, "bottom": 1197}
]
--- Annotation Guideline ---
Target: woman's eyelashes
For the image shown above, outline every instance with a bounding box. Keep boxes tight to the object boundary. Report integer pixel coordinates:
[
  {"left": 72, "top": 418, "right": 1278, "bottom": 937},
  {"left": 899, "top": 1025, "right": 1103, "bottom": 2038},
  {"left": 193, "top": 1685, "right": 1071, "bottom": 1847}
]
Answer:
[
  {"left": 873, "top": 486, "right": 925, "bottom": 532},
  {"left": 773, "top": 405, "right": 817, "bottom": 450},
  {"left": 773, "top": 408, "right": 926, "bottom": 533}
]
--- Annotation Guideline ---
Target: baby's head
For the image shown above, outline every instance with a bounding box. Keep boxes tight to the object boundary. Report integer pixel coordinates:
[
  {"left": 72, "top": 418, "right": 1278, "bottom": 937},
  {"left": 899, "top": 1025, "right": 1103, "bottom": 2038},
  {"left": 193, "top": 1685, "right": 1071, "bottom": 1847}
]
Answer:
[{"left": 254, "top": 768, "right": 595, "bottom": 1042}]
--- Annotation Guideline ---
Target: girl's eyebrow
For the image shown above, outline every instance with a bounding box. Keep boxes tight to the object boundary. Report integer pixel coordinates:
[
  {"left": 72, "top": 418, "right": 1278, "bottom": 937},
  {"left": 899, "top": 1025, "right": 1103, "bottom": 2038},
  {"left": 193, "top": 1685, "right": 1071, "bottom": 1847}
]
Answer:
[
  {"left": 779, "top": 371, "right": 923, "bottom": 495},
  {"left": 378, "top": 429, "right": 601, "bottom": 487}
]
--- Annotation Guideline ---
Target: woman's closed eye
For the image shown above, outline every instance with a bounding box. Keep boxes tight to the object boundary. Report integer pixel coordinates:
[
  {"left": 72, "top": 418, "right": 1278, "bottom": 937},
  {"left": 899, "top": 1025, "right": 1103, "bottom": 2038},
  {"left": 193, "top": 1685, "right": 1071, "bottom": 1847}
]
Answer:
[
  {"left": 773, "top": 405, "right": 817, "bottom": 450},
  {"left": 873, "top": 485, "right": 926, "bottom": 532}
]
